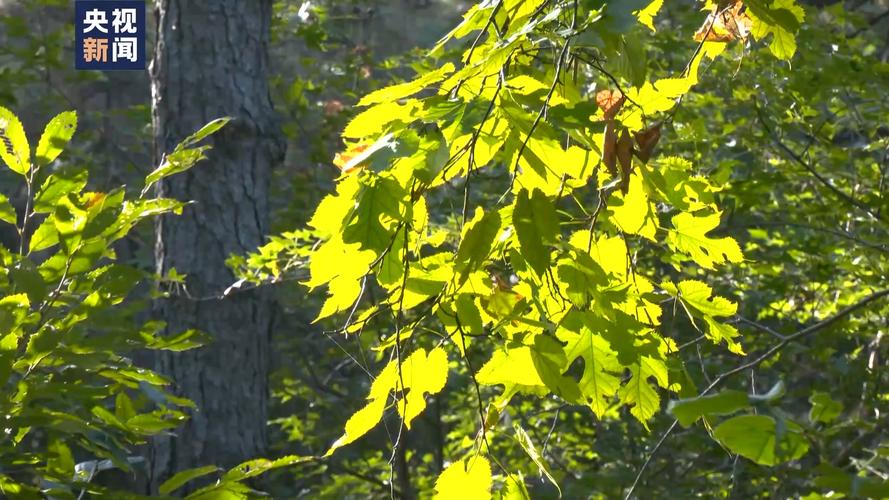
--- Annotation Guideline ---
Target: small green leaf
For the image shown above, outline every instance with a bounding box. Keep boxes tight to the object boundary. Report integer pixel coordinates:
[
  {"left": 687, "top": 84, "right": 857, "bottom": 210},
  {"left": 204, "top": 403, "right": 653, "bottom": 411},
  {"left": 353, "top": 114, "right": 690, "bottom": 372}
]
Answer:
[
  {"left": 0, "top": 194, "right": 16, "bottom": 226},
  {"left": 666, "top": 212, "right": 743, "bottom": 270},
  {"left": 512, "top": 188, "right": 558, "bottom": 276},
  {"left": 144, "top": 329, "right": 209, "bottom": 352},
  {"left": 513, "top": 424, "right": 560, "bottom": 495},
  {"left": 28, "top": 217, "right": 59, "bottom": 253},
  {"left": 159, "top": 465, "right": 220, "bottom": 495},
  {"left": 455, "top": 208, "right": 501, "bottom": 282},
  {"left": 179, "top": 117, "right": 231, "bottom": 149},
  {"left": 358, "top": 63, "right": 455, "bottom": 106},
  {"left": 713, "top": 414, "right": 809, "bottom": 465},
  {"left": 9, "top": 260, "right": 47, "bottom": 305},
  {"left": 142, "top": 147, "right": 210, "bottom": 196},
  {"left": 223, "top": 455, "right": 314, "bottom": 482},
  {"left": 809, "top": 391, "right": 843, "bottom": 424},
  {"left": 34, "top": 170, "right": 88, "bottom": 213},
  {"left": 35, "top": 111, "right": 77, "bottom": 166},
  {"left": 668, "top": 390, "right": 749, "bottom": 427}
]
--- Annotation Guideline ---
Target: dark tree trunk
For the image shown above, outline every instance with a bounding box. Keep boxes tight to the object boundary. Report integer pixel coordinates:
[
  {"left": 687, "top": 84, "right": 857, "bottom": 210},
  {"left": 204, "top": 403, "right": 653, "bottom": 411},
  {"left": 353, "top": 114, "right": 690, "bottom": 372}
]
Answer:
[{"left": 148, "top": 0, "right": 283, "bottom": 491}]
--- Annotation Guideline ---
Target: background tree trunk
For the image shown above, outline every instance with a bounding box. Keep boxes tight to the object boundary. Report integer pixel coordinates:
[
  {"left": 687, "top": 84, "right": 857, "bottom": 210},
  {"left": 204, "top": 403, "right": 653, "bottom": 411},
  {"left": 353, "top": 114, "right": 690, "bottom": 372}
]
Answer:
[{"left": 148, "top": 0, "right": 283, "bottom": 491}]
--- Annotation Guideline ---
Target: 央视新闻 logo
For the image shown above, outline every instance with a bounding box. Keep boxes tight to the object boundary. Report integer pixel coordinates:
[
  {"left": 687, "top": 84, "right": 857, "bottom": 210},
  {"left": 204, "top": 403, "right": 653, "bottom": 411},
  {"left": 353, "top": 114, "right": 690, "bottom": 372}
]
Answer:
[{"left": 75, "top": 1, "right": 146, "bottom": 70}]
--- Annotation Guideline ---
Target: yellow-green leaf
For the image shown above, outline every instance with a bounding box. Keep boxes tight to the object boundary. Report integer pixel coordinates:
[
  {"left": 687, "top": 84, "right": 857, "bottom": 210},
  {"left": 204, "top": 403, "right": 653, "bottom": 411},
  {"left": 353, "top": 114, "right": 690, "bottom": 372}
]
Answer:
[
  {"left": 358, "top": 63, "right": 456, "bottom": 106},
  {"left": 0, "top": 106, "right": 30, "bottom": 175},
  {"left": 618, "top": 357, "right": 669, "bottom": 427},
  {"left": 477, "top": 346, "right": 545, "bottom": 389},
  {"left": 512, "top": 188, "right": 558, "bottom": 275},
  {"left": 343, "top": 101, "right": 417, "bottom": 139},
  {"left": 397, "top": 347, "right": 449, "bottom": 428},
  {"left": 434, "top": 456, "right": 492, "bottom": 500},
  {"left": 636, "top": 0, "right": 664, "bottom": 31},
  {"left": 607, "top": 174, "right": 657, "bottom": 241},
  {"left": 666, "top": 212, "right": 743, "bottom": 270},
  {"left": 35, "top": 111, "right": 77, "bottom": 167},
  {"left": 0, "top": 194, "right": 16, "bottom": 226},
  {"left": 665, "top": 280, "right": 737, "bottom": 317}
]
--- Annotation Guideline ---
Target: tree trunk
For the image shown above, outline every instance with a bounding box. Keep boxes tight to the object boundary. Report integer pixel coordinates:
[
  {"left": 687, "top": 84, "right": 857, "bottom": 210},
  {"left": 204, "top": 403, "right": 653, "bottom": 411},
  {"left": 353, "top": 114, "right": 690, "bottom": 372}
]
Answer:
[{"left": 148, "top": 0, "right": 282, "bottom": 491}]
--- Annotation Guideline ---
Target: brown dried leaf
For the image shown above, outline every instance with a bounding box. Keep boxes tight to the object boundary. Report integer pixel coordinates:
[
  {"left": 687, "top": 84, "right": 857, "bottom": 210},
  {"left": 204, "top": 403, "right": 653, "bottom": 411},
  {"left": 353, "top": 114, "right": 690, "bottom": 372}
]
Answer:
[
  {"left": 603, "top": 122, "right": 618, "bottom": 177},
  {"left": 617, "top": 129, "right": 635, "bottom": 194},
  {"left": 633, "top": 123, "right": 663, "bottom": 163},
  {"left": 693, "top": 1, "right": 751, "bottom": 43},
  {"left": 596, "top": 89, "right": 626, "bottom": 120}
]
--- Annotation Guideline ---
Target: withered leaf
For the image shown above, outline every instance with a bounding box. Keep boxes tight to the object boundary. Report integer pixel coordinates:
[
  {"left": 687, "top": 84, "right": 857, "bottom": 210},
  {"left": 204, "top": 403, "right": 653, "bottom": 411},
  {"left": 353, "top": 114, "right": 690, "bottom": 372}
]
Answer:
[
  {"left": 603, "top": 122, "right": 618, "bottom": 177},
  {"left": 596, "top": 89, "right": 626, "bottom": 121},
  {"left": 617, "top": 129, "right": 635, "bottom": 194},
  {"left": 693, "top": 1, "right": 751, "bottom": 43},
  {"left": 633, "top": 123, "right": 662, "bottom": 163}
]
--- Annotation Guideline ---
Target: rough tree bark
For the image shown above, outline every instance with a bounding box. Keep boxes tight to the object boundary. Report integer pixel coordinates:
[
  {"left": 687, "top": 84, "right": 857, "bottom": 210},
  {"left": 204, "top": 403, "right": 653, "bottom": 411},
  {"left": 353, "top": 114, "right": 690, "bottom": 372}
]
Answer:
[{"left": 148, "top": 0, "right": 283, "bottom": 491}]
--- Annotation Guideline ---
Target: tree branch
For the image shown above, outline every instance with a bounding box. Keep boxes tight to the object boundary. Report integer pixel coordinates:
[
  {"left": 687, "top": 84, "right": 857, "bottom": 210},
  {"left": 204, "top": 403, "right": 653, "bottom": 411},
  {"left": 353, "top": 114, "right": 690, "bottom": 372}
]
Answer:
[{"left": 625, "top": 287, "right": 889, "bottom": 499}]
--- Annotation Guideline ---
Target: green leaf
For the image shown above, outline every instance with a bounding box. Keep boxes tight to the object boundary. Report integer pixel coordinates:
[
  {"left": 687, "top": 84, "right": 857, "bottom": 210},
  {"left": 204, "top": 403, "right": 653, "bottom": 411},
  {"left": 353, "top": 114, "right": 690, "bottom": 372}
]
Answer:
[
  {"left": 126, "top": 413, "right": 182, "bottom": 434},
  {"left": 560, "top": 313, "right": 622, "bottom": 417},
  {"left": 343, "top": 101, "right": 417, "bottom": 139},
  {"left": 47, "top": 440, "right": 75, "bottom": 477},
  {"left": 0, "top": 193, "right": 16, "bottom": 225},
  {"left": 713, "top": 415, "right": 809, "bottom": 466},
  {"left": 35, "top": 111, "right": 77, "bottom": 166},
  {"left": 618, "top": 357, "right": 669, "bottom": 426},
  {"left": 179, "top": 117, "right": 231, "bottom": 149},
  {"left": 159, "top": 465, "right": 220, "bottom": 495},
  {"left": 455, "top": 208, "right": 502, "bottom": 282},
  {"left": 145, "top": 329, "right": 209, "bottom": 352},
  {"left": 809, "top": 391, "right": 843, "bottom": 424},
  {"left": 556, "top": 252, "right": 609, "bottom": 308},
  {"left": 358, "top": 63, "right": 455, "bottom": 106},
  {"left": 666, "top": 212, "right": 744, "bottom": 270},
  {"left": 142, "top": 147, "right": 210, "bottom": 196},
  {"left": 477, "top": 346, "right": 545, "bottom": 389},
  {"left": 512, "top": 188, "right": 558, "bottom": 276},
  {"left": 0, "top": 106, "right": 30, "bottom": 175},
  {"left": 342, "top": 175, "right": 405, "bottom": 252},
  {"left": 665, "top": 280, "right": 737, "bottom": 317},
  {"left": 115, "top": 393, "right": 136, "bottom": 421},
  {"left": 608, "top": 174, "right": 657, "bottom": 240},
  {"left": 9, "top": 260, "right": 47, "bottom": 305},
  {"left": 396, "top": 346, "right": 450, "bottom": 428},
  {"left": 434, "top": 456, "right": 492, "bottom": 500},
  {"left": 668, "top": 390, "right": 749, "bottom": 427},
  {"left": 513, "top": 424, "right": 560, "bottom": 495},
  {"left": 746, "top": 0, "right": 804, "bottom": 60},
  {"left": 28, "top": 217, "right": 59, "bottom": 253},
  {"left": 815, "top": 464, "right": 889, "bottom": 498},
  {"left": 327, "top": 399, "right": 386, "bottom": 456},
  {"left": 530, "top": 336, "right": 582, "bottom": 404},
  {"left": 34, "top": 170, "right": 88, "bottom": 213},
  {"left": 185, "top": 481, "right": 257, "bottom": 500},
  {"left": 223, "top": 455, "right": 314, "bottom": 482}
]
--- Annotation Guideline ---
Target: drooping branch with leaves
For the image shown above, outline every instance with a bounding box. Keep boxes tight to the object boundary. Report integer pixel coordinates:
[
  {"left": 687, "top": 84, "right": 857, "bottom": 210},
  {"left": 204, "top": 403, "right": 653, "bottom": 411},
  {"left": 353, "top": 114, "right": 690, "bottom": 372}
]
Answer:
[{"left": 233, "top": 0, "right": 884, "bottom": 497}]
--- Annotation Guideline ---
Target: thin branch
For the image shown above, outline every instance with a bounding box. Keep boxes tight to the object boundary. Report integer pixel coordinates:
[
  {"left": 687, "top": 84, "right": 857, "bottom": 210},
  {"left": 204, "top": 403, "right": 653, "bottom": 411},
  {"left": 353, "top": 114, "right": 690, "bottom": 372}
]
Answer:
[
  {"left": 625, "top": 288, "right": 889, "bottom": 499},
  {"left": 754, "top": 101, "right": 886, "bottom": 224}
]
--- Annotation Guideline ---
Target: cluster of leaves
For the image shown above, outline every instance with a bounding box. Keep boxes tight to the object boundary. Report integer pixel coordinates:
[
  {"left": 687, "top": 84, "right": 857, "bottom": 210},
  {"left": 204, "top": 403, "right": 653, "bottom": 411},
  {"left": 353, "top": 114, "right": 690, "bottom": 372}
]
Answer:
[
  {"left": 0, "top": 108, "right": 256, "bottom": 498},
  {"left": 237, "top": 0, "right": 860, "bottom": 497}
]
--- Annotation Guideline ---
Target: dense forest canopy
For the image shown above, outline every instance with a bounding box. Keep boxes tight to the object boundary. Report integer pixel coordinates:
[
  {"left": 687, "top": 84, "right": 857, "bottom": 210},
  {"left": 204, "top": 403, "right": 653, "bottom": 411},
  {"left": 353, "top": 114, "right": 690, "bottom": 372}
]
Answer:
[{"left": 0, "top": 0, "right": 887, "bottom": 498}]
